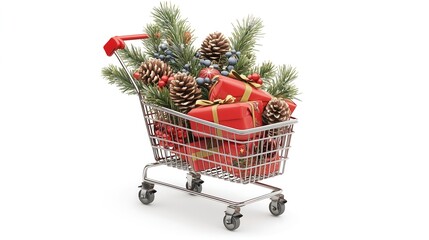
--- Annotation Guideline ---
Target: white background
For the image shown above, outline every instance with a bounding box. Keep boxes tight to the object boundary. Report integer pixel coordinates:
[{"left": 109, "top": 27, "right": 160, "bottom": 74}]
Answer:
[{"left": 1, "top": 0, "right": 428, "bottom": 239}]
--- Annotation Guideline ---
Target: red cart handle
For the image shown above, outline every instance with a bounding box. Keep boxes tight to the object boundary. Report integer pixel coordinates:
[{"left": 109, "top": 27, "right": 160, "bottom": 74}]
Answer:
[{"left": 103, "top": 34, "right": 149, "bottom": 56}]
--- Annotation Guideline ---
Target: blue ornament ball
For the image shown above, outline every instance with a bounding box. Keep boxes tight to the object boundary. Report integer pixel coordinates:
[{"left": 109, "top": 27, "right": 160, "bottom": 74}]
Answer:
[
  {"left": 225, "top": 52, "right": 232, "bottom": 57},
  {"left": 160, "top": 44, "right": 167, "bottom": 50},
  {"left": 204, "top": 77, "right": 211, "bottom": 83},
  {"left": 196, "top": 77, "right": 205, "bottom": 85},
  {"left": 203, "top": 59, "right": 211, "bottom": 66},
  {"left": 227, "top": 65, "right": 234, "bottom": 71},
  {"left": 228, "top": 57, "right": 237, "bottom": 65},
  {"left": 221, "top": 71, "right": 229, "bottom": 76}
]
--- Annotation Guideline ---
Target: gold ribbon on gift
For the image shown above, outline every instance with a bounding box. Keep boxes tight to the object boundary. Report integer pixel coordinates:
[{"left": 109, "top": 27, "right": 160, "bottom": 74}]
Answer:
[
  {"left": 247, "top": 102, "right": 257, "bottom": 128},
  {"left": 228, "top": 70, "right": 262, "bottom": 89},
  {"left": 195, "top": 95, "right": 236, "bottom": 137},
  {"left": 228, "top": 70, "right": 261, "bottom": 102},
  {"left": 192, "top": 147, "right": 219, "bottom": 161},
  {"left": 195, "top": 94, "right": 236, "bottom": 107}
]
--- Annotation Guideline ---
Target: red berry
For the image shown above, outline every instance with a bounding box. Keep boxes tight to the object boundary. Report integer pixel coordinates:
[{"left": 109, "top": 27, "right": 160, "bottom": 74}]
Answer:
[
  {"left": 166, "top": 126, "right": 176, "bottom": 134},
  {"left": 161, "top": 75, "right": 169, "bottom": 82},
  {"left": 256, "top": 79, "right": 263, "bottom": 85},
  {"left": 158, "top": 80, "right": 166, "bottom": 88},
  {"left": 251, "top": 73, "right": 260, "bottom": 81},
  {"left": 176, "top": 129, "right": 185, "bottom": 138},
  {"left": 133, "top": 72, "right": 141, "bottom": 79}
]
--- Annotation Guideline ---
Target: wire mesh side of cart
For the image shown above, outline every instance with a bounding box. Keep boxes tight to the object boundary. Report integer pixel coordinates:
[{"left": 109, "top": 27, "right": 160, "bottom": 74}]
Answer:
[{"left": 141, "top": 100, "right": 296, "bottom": 184}]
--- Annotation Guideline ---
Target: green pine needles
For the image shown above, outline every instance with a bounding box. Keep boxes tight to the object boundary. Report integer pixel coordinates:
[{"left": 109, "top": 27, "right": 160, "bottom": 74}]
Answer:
[
  {"left": 263, "top": 65, "right": 299, "bottom": 100},
  {"left": 101, "top": 2, "right": 300, "bottom": 108},
  {"left": 229, "top": 16, "right": 264, "bottom": 75}
]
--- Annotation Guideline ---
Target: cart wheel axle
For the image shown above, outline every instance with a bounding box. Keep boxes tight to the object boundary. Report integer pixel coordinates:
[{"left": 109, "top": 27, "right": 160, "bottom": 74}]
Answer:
[
  {"left": 186, "top": 181, "right": 203, "bottom": 193},
  {"left": 223, "top": 214, "right": 241, "bottom": 231},
  {"left": 138, "top": 182, "right": 156, "bottom": 205},
  {"left": 269, "top": 200, "right": 286, "bottom": 216}
]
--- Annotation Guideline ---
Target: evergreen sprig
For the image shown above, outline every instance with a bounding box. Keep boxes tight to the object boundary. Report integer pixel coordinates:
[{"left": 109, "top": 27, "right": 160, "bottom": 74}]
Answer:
[
  {"left": 229, "top": 16, "right": 264, "bottom": 74},
  {"left": 263, "top": 65, "right": 299, "bottom": 100},
  {"left": 250, "top": 61, "right": 276, "bottom": 81},
  {"left": 102, "top": 64, "right": 140, "bottom": 94},
  {"left": 118, "top": 46, "right": 147, "bottom": 69},
  {"left": 140, "top": 84, "right": 179, "bottom": 112},
  {"left": 151, "top": 2, "right": 201, "bottom": 75},
  {"left": 143, "top": 23, "right": 163, "bottom": 58},
  {"left": 102, "top": 2, "right": 301, "bottom": 111}
]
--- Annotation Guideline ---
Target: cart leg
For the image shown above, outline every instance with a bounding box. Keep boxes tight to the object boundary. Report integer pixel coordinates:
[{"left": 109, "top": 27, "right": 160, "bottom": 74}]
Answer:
[
  {"left": 269, "top": 194, "right": 287, "bottom": 216},
  {"left": 223, "top": 206, "right": 242, "bottom": 231},
  {"left": 185, "top": 172, "right": 204, "bottom": 193},
  {"left": 138, "top": 181, "right": 157, "bottom": 205}
]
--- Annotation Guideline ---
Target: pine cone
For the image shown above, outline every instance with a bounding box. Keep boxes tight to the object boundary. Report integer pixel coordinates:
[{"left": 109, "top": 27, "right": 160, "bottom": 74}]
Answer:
[
  {"left": 135, "top": 59, "right": 173, "bottom": 85},
  {"left": 263, "top": 98, "right": 291, "bottom": 125},
  {"left": 169, "top": 73, "right": 202, "bottom": 113},
  {"left": 200, "top": 32, "right": 230, "bottom": 63}
]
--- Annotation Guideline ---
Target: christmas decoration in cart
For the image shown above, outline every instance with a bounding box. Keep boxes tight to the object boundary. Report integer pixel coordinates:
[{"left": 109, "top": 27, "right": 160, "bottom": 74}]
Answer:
[{"left": 102, "top": 2, "right": 299, "bottom": 231}]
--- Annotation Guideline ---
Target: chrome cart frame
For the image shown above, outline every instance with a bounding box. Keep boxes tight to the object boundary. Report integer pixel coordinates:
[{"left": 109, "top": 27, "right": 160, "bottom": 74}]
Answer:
[{"left": 104, "top": 34, "right": 297, "bottom": 230}]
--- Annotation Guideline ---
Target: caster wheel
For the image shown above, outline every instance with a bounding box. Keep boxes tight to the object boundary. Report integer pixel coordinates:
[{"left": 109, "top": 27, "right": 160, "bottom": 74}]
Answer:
[
  {"left": 186, "top": 182, "right": 202, "bottom": 193},
  {"left": 269, "top": 200, "right": 286, "bottom": 216},
  {"left": 138, "top": 189, "right": 155, "bottom": 205},
  {"left": 223, "top": 215, "right": 240, "bottom": 231}
]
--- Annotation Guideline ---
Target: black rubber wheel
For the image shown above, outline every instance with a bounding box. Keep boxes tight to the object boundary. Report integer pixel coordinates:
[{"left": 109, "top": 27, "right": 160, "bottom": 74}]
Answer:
[
  {"left": 138, "top": 189, "right": 155, "bottom": 205},
  {"left": 223, "top": 215, "right": 240, "bottom": 231},
  {"left": 186, "top": 182, "right": 202, "bottom": 193},
  {"left": 269, "top": 201, "right": 285, "bottom": 216}
]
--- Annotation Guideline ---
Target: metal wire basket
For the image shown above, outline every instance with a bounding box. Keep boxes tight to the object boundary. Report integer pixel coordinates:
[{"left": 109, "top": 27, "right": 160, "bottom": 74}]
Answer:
[
  {"left": 104, "top": 34, "right": 297, "bottom": 231},
  {"left": 142, "top": 101, "right": 296, "bottom": 184}
]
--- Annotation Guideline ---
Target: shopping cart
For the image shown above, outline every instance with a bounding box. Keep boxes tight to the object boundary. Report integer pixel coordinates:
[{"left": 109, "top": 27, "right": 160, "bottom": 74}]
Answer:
[{"left": 103, "top": 34, "right": 298, "bottom": 230}]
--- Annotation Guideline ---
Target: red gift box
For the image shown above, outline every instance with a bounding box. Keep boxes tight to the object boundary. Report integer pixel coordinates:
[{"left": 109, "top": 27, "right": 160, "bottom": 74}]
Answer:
[
  {"left": 219, "top": 141, "right": 281, "bottom": 179},
  {"left": 209, "top": 72, "right": 272, "bottom": 108},
  {"left": 209, "top": 71, "right": 297, "bottom": 115},
  {"left": 176, "top": 139, "right": 222, "bottom": 172},
  {"left": 284, "top": 99, "right": 297, "bottom": 115},
  {"left": 188, "top": 99, "right": 263, "bottom": 141}
]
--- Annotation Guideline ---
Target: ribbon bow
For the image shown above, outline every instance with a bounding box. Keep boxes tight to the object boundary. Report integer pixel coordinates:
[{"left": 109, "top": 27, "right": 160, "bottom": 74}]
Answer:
[
  {"left": 228, "top": 70, "right": 262, "bottom": 88},
  {"left": 196, "top": 95, "right": 236, "bottom": 107}
]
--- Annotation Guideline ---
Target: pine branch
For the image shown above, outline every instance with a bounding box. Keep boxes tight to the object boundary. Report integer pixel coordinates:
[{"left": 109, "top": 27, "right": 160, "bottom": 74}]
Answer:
[
  {"left": 229, "top": 16, "right": 264, "bottom": 74},
  {"left": 118, "top": 46, "right": 147, "bottom": 69},
  {"left": 140, "top": 84, "right": 179, "bottom": 111},
  {"left": 250, "top": 61, "right": 276, "bottom": 82},
  {"left": 151, "top": 2, "right": 199, "bottom": 75},
  {"left": 143, "top": 23, "right": 163, "bottom": 58},
  {"left": 200, "top": 86, "right": 209, "bottom": 100},
  {"left": 234, "top": 54, "right": 256, "bottom": 75},
  {"left": 189, "top": 57, "right": 203, "bottom": 77},
  {"left": 152, "top": 2, "right": 181, "bottom": 29},
  {"left": 264, "top": 65, "right": 300, "bottom": 100},
  {"left": 102, "top": 64, "right": 138, "bottom": 94}
]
